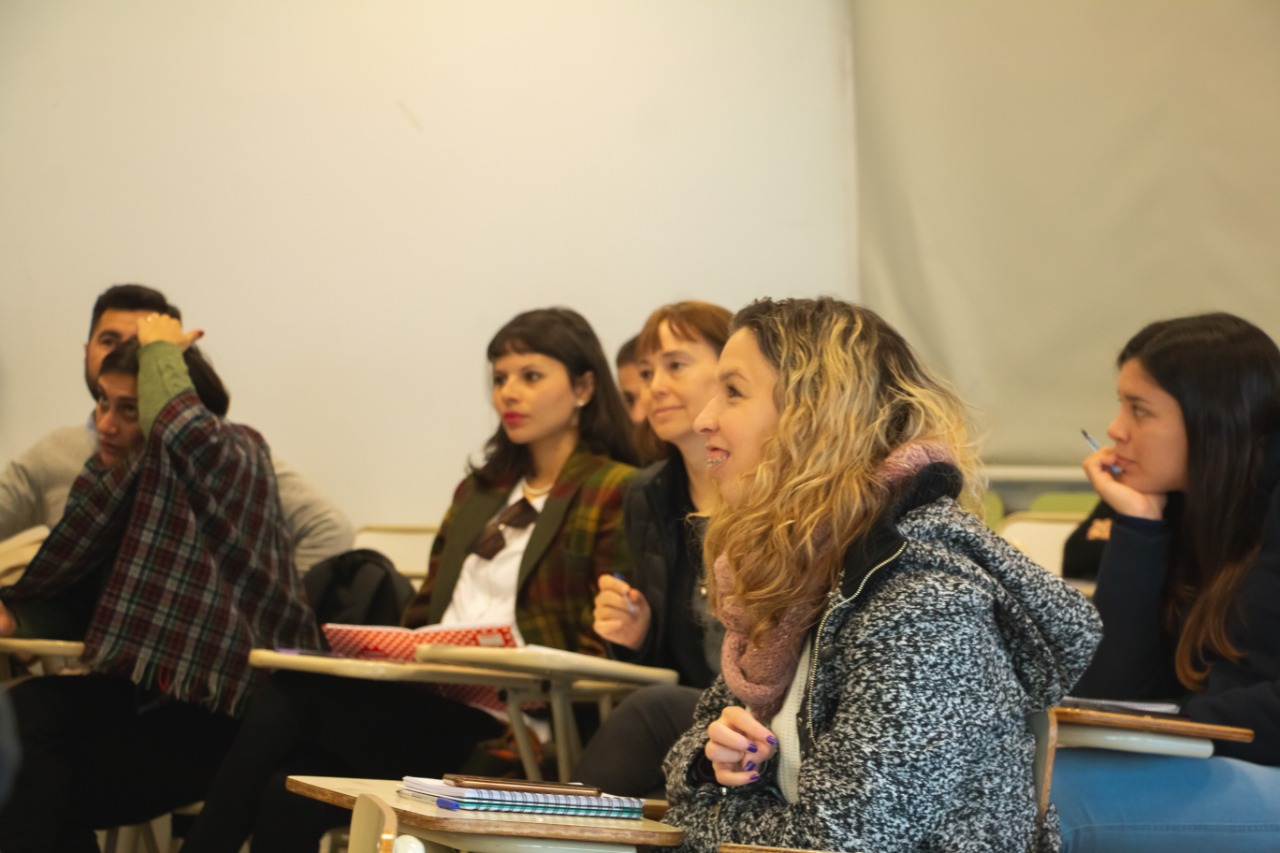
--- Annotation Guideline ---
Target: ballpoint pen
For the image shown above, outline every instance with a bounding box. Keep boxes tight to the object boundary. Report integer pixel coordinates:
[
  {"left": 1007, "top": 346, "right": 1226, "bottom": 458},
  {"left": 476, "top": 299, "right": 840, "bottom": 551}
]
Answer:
[
  {"left": 611, "top": 572, "right": 638, "bottom": 615},
  {"left": 1081, "top": 429, "right": 1123, "bottom": 476}
]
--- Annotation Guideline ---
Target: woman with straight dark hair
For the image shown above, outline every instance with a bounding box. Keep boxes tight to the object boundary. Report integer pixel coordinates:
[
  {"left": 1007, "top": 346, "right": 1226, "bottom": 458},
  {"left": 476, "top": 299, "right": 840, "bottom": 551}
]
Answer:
[
  {"left": 1054, "top": 312, "right": 1280, "bottom": 852},
  {"left": 184, "top": 307, "right": 638, "bottom": 853}
]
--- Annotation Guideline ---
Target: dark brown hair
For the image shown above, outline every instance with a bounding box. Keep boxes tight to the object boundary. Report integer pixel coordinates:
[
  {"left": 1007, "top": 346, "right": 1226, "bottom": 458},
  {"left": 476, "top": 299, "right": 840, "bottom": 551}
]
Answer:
[
  {"left": 472, "top": 308, "right": 638, "bottom": 486},
  {"left": 1119, "top": 312, "right": 1280, "bottom": 688}
]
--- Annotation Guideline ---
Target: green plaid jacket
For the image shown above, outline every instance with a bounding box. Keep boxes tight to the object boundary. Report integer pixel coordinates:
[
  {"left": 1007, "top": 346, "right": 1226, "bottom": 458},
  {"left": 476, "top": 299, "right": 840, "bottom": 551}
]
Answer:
[{"left": 402, "top": 448, "right": 635, "bottom": 656}]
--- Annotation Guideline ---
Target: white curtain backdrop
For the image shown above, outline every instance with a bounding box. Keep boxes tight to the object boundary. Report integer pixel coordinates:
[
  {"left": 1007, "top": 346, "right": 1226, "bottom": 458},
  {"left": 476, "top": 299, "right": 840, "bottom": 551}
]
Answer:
[
  {"left": 0, "top": 1, "right": 857, "bottom": 528},
  {"left": 853, "top": 1, "right": 1280, "bottom": 466},
  {"left": 3, "top": 1, "right": 1279, "bottom": 524}
]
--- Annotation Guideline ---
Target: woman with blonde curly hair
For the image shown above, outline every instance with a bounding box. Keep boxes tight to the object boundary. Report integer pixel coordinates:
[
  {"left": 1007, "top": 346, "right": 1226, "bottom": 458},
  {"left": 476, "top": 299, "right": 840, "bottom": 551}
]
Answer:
[{"left": 662, "top": 297, "right": 1101, "bottom": 853}]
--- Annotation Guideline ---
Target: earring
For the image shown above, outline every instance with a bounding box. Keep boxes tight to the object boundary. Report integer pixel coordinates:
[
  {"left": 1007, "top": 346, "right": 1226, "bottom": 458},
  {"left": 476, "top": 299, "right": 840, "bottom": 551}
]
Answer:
[{"left": 575, "top": 400, "right": 586, "bottom": 408}]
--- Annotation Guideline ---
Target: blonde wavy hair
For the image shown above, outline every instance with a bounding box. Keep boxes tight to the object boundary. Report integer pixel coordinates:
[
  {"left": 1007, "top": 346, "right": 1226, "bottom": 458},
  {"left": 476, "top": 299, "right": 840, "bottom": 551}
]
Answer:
[{"left": 703, "top": 297, "right": 981, "bottom": 645}]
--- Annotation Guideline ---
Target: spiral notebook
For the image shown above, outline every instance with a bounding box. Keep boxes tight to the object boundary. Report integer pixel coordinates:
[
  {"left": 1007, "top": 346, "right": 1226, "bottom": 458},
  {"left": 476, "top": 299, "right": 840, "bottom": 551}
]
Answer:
[{"left": 399, "top": 776, "right": 644, "bottom": 819}]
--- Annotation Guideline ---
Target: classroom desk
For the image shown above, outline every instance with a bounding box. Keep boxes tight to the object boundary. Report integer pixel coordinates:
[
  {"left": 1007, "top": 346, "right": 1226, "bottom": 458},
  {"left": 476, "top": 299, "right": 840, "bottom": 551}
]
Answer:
[
  {"left": 286, "top": 775, "right": 683, "bottom": 853},
  {"left": 1030, "top": 704, "right": 1254, "bottom": 819},
  {"left": 250, "top": 649, "right": 673, "bottom": 782},
  {"left": 413, "top": 646, "right": 678, "bottom": 781},
  {"left": 1051, "top": 705, "right": 1253, "bottom": 757},
  {"left": 0, "top": 637, "right": 85, "bottom": 679},
  {"left": 249, "top": 649, "right": 557, "bottom": 779}
]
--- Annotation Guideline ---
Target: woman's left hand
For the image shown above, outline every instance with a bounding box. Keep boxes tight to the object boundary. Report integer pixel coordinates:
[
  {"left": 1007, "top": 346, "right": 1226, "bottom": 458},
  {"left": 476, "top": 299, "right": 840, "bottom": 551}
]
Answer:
[
  {"left": 136, "top": 313, "right": 203, "bottom": 350},
  {"left": 705, "top": 705, "right": 776, "bottom": 787}
]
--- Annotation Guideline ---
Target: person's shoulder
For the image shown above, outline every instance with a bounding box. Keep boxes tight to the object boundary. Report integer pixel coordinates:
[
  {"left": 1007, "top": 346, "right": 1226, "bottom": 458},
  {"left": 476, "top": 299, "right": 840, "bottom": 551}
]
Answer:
[
  {"left": 28, "top": 424, "right": 95, "bottom": 455},
  {"left": 626, "top": 458, "right": 670, "bottom": 491},
  {"left": 875, "top": 499, "right": 1008, "bottom": 608},
  {"left": 13, "top": 424, "right": 96, "bottom": 472},
  {"left": 566, "top": 451, "right": 637, "bottom": 491}
]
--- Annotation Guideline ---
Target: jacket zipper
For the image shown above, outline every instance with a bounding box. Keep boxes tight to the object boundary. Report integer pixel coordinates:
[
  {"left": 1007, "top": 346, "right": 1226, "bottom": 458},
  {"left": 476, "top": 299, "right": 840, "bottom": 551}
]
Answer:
[{"left": 803, "top": 541, "right": 907, "bottom": 745}]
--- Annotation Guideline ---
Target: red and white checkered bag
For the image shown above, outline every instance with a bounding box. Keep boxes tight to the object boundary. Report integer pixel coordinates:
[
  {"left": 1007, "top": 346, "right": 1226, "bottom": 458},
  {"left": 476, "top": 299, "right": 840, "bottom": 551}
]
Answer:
[
  {"left": 320, "top": 622, "right": 525, "bottom": 712},
  {"left": 321, "top": 622, "right": 522, "bottom": 660}
]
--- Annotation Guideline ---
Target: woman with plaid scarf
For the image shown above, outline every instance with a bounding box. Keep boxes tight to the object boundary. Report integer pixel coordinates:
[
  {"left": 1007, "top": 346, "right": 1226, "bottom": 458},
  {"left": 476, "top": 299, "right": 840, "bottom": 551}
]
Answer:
[
  {"left": 0, "top": 314, "right": 320, "bottom": 853},
  {"left": 184, "top": 307, "right": 639, "bottom": 853}
]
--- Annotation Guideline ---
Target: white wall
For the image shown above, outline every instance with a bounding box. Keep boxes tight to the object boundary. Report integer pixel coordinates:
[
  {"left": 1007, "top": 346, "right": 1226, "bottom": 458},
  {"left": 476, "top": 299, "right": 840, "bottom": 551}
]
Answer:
[{"left": 0, "top": 1, "right": 858, "bottom": 528}]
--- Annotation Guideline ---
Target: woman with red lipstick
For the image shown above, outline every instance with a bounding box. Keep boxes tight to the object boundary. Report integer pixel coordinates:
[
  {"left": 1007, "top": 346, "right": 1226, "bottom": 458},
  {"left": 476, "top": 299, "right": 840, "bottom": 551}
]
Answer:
[
  {"left": 1051, "top": 313, "right": 1280, "bottom": 852},
  {"left": 661, "top": 298, "right": 1100, "bottom": 853},
  {"left": 184, "top": 307, "right": 638, "bottom": 853},
  {"left": 0, "top": 315, "right": 318, "bottom": 852},
  {"left": 575, "top": 301, "right": 732, "bottom": 796}
]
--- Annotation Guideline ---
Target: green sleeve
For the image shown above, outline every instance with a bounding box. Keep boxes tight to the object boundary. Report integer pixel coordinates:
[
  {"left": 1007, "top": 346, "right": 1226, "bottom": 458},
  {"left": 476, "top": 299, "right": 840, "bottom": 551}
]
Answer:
[{"left": 138, "top": 341, "right": 194, "bottom": 435}]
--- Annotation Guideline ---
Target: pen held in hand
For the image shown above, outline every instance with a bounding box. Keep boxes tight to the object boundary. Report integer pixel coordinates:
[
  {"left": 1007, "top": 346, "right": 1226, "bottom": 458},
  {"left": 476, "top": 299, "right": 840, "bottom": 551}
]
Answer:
[
  {"left": 611, "top": 572, "right": 638, "bottom": 615},
  {"left": 1081, "top": 429, "right": 1123, "bottom": 476}
]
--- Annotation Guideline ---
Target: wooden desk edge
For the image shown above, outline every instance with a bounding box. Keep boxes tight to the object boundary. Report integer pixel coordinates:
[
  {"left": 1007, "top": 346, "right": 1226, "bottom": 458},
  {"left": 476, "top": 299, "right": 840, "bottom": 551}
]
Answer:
[
  {"left": 1052, "top": 706, "right": 1254, "bottom": 743},
  {"left": 248, "top": 649, "right": 547, "bottom": 689},
  {"left": 0, "top": 638, "right": 86, "bottom": 657},
  {"left": 413, "top": 645, "right": 679, "bottom": 685},
  {"left": 286, "top": 777, "right": 683, "bottom": 846}
]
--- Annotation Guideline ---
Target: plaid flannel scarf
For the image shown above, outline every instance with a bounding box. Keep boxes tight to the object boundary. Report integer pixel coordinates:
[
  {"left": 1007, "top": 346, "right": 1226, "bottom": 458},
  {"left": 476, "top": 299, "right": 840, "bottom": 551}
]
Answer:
[{"left": 4, "top": 391, "right": 320, "bottom": 716}]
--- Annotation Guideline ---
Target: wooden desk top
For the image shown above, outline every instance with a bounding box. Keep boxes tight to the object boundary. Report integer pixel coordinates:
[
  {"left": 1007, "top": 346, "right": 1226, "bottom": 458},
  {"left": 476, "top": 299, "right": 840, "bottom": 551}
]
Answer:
[
  {"left": 1052, "top": 706, "right": 1254, "bottom": 743},
  {"left": 286, "top": 776, "right": 683, "bottom": 847},
  {"left": 0, "top": 637, "right": 85, "bottom": 657},
  {"left": 248, "top": 649, "right": 547, "bottom": 690},
  {"left": 413, "top": 645, "right": 678, "bottom": 685}
]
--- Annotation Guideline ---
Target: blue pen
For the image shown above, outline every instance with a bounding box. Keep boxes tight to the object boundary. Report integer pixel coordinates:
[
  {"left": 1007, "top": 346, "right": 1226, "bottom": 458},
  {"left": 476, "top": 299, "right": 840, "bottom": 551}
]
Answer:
[
  {"left": 1080, "top": 429, "right": 1123, "bottom": 476},
  {"left": 436, "top": 797, "right": 462, "bottom": 811},
  {"left": 611, "top": 573, "right": 638, "bottom": 615}
]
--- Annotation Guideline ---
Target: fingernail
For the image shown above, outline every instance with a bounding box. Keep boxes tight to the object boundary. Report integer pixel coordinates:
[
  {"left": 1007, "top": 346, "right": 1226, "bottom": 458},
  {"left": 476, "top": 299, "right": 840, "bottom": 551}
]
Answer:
[
  {"left": 744, "top": 760, "right": 756, "bottom": 772},
  {"left": 766, "top": 735, "right": 778, "bottom": 745},
  {"left": 749, "top": 772, "right": 760, "bottom": 782},
  {"left": 746, "top": 743, "right": 758, "bottom": 753}
]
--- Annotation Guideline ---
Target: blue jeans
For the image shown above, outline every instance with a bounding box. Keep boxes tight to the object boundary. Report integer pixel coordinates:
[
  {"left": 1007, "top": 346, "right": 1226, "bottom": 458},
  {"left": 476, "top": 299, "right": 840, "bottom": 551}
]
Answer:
[{"left": 1052, "top": 748, "right": 1280, "bottom": 852}]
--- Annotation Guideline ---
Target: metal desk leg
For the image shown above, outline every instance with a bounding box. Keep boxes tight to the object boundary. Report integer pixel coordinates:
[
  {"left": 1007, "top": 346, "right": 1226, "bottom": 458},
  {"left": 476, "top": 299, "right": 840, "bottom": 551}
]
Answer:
[{"left": 503, "top": 689, "right": 544, "bottom": 781}]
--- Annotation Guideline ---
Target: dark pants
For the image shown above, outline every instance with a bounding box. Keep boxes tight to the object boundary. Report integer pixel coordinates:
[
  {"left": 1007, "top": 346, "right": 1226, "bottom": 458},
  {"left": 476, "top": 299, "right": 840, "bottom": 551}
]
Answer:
[
  {"left": 182, "top": 670, "right": 504, "bottom": 853},
  {"left": 0, "top": 673, "right": 239, "bottom": 853},
  {"left": 571, "top": 683, "right": 703, "bottom": 798}
]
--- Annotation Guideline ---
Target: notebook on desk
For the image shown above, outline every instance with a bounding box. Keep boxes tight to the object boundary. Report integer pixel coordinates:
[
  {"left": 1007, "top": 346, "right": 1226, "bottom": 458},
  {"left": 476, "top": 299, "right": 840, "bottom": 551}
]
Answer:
[
  {"left": 1059, "top": 695, "right": 1182, "bottom": 718},
  {"left": 399, "top": 776, "right": 643, "bottom": 819}
]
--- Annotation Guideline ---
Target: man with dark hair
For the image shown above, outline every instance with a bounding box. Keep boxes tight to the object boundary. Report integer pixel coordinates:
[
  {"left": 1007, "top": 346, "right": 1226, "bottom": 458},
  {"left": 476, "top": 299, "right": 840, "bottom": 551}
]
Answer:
[{"left": 0, "top": 284, "right": 353, "bottom": 571}]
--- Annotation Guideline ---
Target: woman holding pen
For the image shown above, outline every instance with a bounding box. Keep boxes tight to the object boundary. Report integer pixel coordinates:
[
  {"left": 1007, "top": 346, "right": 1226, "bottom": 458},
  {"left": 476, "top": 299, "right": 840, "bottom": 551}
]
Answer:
[
  {"left": 575, "top": 301, "right": 733, "bottom": 796},
  {"left": 1055, "top": 312, "right": 1280, "bottom": 851},
  {"left": 184, "top": 307, "right": 638, "bottom": 853},
  {"left": 662, "top": 297, "right": 1099, "bottom": 853}
]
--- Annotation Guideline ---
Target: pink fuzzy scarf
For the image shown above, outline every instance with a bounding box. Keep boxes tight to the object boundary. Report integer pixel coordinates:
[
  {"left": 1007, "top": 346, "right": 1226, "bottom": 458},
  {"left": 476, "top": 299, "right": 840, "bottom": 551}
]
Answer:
[{"left": 717, "top": 441, "right": 956, "bottom": 719}]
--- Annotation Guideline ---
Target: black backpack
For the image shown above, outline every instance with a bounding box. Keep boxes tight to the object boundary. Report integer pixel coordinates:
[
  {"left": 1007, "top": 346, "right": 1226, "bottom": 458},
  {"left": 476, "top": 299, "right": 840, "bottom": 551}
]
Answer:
[{"left": 302, "top": 548, "right": 415, "bottom": 644}]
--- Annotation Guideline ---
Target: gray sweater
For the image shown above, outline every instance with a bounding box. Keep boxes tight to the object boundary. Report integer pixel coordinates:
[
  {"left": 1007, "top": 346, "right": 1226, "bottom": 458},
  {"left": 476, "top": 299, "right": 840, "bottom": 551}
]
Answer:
[
  {"left": 663, "top": 489, "right": 1101, "bottom": 853},
  {"left": 0, "top": 420, "right": 352, "bottom": 572}
]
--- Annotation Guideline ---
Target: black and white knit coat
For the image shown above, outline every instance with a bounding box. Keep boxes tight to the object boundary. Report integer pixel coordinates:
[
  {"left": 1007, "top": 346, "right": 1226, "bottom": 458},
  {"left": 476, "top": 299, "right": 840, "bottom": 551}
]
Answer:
[{"left": 663, "top": 465, "right": 1102, "bottom": 853}]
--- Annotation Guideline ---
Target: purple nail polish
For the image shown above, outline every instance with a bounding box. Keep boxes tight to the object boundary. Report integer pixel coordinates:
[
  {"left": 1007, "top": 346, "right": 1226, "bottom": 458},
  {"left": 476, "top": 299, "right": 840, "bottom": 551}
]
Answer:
[
  {"left": 744, "top": 760, "right": 756, "bottom": 772},
  {"left": 766, "top": 735, "right": 778, "bottom": 746},
  {"left": 746, "top": 743, "right": 758, "bottom": 754},
  {"left": 749, "top": 772, "right": 760, "bottom": 782}
]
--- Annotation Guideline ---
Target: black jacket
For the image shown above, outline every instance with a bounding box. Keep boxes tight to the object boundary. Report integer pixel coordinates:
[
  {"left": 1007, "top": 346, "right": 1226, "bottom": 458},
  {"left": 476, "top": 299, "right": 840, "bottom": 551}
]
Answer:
[
  {"left": 1076, "top": 433, "right": 1280, "bottom": 763},
  {"left": 618, "top": 459, "right": 722, "bottom": 687}
]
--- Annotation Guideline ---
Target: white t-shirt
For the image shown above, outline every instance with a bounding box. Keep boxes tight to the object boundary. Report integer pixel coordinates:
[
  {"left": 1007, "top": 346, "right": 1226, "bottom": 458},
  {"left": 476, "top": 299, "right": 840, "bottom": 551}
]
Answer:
[
  {"left": 769, "top": 638, "right": 812, "bottom": 804},
  {"left": 440, "top": 482, "right": 548, "bottom": 627}
]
